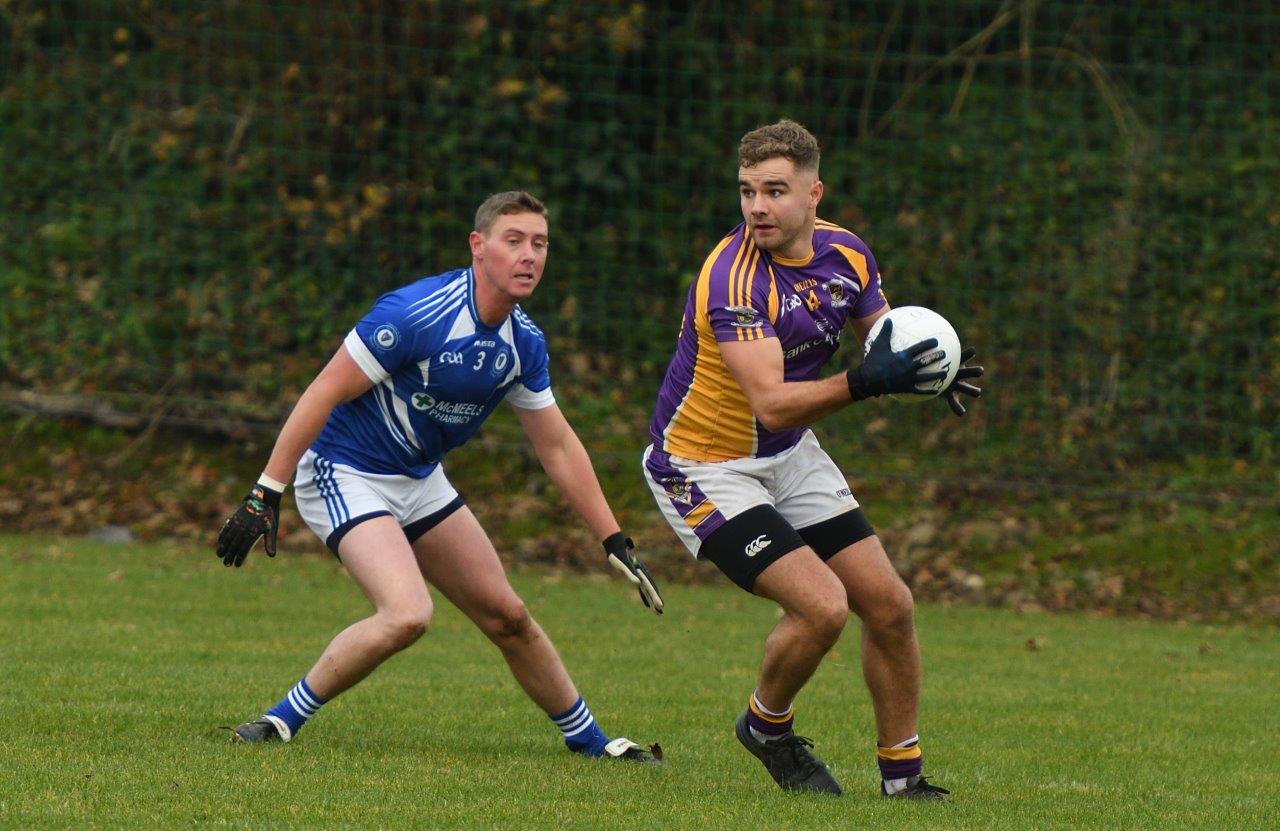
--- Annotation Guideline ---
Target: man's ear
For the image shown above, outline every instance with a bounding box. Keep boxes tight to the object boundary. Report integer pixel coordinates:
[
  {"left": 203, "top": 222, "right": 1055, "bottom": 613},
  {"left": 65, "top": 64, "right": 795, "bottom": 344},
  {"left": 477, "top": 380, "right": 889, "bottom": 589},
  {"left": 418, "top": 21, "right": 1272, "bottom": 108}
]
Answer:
[
  {"left": 810, "top": 178, "right": 824, "bottom": 209},
  {"left": 468, "top": 230, "right": 484, "bottom": 258}
]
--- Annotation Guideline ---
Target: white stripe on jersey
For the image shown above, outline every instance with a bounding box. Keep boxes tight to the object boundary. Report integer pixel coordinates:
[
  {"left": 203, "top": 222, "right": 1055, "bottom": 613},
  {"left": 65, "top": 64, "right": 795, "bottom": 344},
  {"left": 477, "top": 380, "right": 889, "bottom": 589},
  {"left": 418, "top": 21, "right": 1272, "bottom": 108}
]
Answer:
[
  {"left": 445, "top": 307, "right": 476, "bottom": 341},
  {"left": 374, "top": 382, "right": 415, "bottom": 455},
  {"left": 512, "top": 307, "right": 545, "bottom": 338},
  {"left": 406, "top": 277, "right": 466, "bottom": 316},
  {"left": 388, "top": 381, "right": 422, "bottom": 451},
  {"left": 408, "top": 282, "right": 467, "bottom": 329},
  {"left": 413, "top": 290, "right": 468, "bottom": 333}
]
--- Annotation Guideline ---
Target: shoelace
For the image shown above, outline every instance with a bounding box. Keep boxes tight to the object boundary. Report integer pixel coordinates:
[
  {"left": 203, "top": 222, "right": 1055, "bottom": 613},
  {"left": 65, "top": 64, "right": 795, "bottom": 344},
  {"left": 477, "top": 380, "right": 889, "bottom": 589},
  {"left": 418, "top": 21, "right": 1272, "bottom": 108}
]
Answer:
[
  {"left": 908, "top": 776, "right": 950, "bottom": 795},
  {"left": 774, "top": 734, "right": 821, "bottom": 775}
]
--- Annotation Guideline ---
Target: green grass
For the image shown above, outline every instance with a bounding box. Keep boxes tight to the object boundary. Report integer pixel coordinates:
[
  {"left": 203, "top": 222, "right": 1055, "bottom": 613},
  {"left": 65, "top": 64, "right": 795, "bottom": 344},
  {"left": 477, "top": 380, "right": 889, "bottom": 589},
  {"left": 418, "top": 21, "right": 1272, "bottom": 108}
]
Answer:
[{"left": 0, "top": 534, "right": 1277, "bottom": 830}]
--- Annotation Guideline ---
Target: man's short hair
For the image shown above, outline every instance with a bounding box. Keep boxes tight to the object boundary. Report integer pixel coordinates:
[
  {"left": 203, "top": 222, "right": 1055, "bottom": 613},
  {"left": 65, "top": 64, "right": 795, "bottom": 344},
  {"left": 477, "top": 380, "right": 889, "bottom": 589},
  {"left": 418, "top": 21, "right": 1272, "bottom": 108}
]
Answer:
[
  {"left": 738, "top": 120, "right": 821, "bottom": 172},
  {"left": 474, "top": 191, "right": 547, "bottom": 234}
]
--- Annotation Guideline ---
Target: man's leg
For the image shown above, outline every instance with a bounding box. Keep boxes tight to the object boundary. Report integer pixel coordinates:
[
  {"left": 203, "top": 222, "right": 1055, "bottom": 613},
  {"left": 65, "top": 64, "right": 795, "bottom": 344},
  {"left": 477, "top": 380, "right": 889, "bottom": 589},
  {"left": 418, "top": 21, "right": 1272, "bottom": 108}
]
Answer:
[
  {"left": 410, "top": 506, "right": 576, "bottom": 712},
  {"left": 306, "top": 517, "right": 436, "bottom": 697},
  {"left": 721, "top": 545, "right": 848, "bottom": 795},
  {"left": 235, "top": 516, "right": 433, "bottom": 742},
  {"left": 410, "top": 506, "right": 656, "bottom": 761},
  {"left": 824, "top": 535, "right": 919, "bottom": 745},
  {"left": 750, "top": 548, "right": 851, "bottom": 712},
  {"left": 826, "top": 535, "right": 947, "bottom": 799}
]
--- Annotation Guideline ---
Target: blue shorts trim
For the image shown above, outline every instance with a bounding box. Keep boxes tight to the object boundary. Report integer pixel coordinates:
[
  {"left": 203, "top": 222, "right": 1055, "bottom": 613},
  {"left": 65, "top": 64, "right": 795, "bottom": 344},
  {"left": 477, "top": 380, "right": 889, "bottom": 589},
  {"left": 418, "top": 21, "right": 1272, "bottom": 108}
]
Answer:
[
  {"left": 403, "top": 496, "right": 466, "bottom": 544},
  {"left": 325, "top": 511, "right": 394, "bottom": 559}
]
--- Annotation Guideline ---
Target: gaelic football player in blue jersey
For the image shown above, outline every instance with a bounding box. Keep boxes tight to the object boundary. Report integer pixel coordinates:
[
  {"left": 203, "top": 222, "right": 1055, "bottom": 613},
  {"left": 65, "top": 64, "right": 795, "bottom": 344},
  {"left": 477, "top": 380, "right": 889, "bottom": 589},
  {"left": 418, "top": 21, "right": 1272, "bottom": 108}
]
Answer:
[
  {"left": 216, "top": 191, "right": 662, "bottom": 763},
  {"left": 644, "top": 122, "right": 983, "bottom": 798}
]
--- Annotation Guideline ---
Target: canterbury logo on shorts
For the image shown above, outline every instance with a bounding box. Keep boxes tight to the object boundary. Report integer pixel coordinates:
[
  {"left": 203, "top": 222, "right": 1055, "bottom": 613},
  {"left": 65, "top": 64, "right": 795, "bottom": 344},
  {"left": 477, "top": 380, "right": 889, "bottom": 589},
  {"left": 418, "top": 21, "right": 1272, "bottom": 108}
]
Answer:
[{"left": 744, "top": 534, "right": 771, "bottom": 557}]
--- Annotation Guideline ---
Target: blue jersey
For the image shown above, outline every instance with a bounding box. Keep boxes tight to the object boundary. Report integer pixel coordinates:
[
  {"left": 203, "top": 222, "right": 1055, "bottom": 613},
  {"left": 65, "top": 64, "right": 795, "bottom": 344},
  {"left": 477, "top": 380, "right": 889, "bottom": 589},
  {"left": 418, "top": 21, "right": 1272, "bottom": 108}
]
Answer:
[{"left": 312, "top": 267, "right": 555, "bottom": 478}]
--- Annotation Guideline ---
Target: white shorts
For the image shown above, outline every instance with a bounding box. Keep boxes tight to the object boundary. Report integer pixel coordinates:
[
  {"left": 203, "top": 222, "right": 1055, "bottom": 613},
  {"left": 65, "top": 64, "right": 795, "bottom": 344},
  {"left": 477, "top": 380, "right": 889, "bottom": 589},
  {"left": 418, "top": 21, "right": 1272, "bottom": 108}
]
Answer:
[
  {"left": 641, "top": 430, "right": 860, "bottom": 558},
  {"left": 293, "top": 449, "right": 464, "bottom": 555}
]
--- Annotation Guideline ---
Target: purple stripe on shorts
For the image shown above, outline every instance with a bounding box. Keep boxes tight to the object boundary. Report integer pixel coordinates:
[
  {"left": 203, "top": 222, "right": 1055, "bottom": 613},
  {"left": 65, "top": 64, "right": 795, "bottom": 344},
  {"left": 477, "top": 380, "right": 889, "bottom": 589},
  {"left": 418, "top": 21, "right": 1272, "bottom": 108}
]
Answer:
[{"left": 645, "top": 448, "right": 728, "bottom": 541}]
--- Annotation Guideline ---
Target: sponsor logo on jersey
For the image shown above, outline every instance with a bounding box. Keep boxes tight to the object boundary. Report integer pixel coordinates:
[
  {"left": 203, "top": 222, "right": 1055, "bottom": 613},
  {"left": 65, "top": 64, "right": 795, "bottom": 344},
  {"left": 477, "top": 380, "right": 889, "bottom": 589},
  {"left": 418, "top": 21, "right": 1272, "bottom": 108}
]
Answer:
[
  {"left": 726, "top": 305, "right": 760, "bottom": 327},
  {"left": 411, "top": 392, "right": 485, "bottom": 424},
  {"left": 373, "top": 324, "right": 399, "bottom": 350},
  {"left": 784, "top": 338, "right": 823, "bottom": 359},
  {"left": 792, "top": 278, "right": 818, "bottom": 292},
  {"left": 474, "top": 340, "right": 496, "bottom": 348},
  {"left": 744, "top": 534, "right": 771, "bottom": 557}
]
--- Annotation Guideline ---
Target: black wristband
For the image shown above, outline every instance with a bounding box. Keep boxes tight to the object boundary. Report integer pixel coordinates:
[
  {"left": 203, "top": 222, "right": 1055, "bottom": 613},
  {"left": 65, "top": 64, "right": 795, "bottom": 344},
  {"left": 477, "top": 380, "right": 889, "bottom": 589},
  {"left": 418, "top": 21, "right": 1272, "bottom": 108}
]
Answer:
[
  {"left": 846, "top": 368, "right": 871, "bottom": 402},
  {"left": 602, "top": 531, "right": 630, "bottom": 556}
]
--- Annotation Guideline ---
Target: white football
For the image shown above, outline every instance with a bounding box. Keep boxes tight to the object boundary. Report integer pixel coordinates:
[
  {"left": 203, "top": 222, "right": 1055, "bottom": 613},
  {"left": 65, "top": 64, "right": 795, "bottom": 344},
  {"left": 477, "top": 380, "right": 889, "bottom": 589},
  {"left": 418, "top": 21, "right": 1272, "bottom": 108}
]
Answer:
[{"left": 863, "top": 306, "right": 962, "bottom": 402}]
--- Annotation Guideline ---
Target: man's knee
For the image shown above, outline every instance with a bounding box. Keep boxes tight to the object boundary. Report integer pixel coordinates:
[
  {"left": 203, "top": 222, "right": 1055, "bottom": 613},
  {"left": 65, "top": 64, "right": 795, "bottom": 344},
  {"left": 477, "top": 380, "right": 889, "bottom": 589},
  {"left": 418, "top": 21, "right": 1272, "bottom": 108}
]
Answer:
[
  {"left": 479, "top": 599, "right": 533, "bottom": 643},
  {"left": 863, "top": 582, "right": 915, "bottom": 635},
  {"left": 799, "top": 590, "right": 850, "bottom": 645},
  {"left": 381, "top": 604, "right": 432, "bottom": 650}
]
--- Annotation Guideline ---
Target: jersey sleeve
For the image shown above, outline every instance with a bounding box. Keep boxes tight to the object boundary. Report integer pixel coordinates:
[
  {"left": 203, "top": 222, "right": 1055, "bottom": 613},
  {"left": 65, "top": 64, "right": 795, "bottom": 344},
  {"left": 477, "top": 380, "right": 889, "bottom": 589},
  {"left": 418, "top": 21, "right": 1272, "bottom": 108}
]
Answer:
[
  {"left": 345, "top": 291, "right": 416, "bottom": 384},
  {"left": 849, "top": 247, "right": 888, "bottom": 320},
  {"left": 702, "top": 232, "right": 777, "bottom": 343},
  {"left": 825, "top": 227, "right": 889, "bottom": 321},
  {"left": 505, "top": 326, "right": 556, "bottom": 410}
]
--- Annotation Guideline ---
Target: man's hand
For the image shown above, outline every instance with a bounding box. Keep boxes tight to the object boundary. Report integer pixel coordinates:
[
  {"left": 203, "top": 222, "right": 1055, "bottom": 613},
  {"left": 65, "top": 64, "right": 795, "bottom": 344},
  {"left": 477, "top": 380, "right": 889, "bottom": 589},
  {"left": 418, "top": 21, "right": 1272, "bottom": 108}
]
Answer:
[
  {"left": 603, "top": 532, "right": 664, "bottom": 615},
  {"left": 942, "top": 347, "right": 985, "bottom": 416},
  {"left": 216, "top": 484, "right": 282, "bottom": 567},
  {"left": 847, "top": 318, "right": 948, "bottom": 400}
]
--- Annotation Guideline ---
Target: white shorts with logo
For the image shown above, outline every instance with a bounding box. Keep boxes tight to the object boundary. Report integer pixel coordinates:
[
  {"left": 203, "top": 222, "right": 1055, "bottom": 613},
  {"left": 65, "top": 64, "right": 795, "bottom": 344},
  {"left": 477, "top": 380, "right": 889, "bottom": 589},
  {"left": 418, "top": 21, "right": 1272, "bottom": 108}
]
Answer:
[
  {"left": 641, "top": 430, "right": 860, "bottom": 557},
  {"left": 293, "top": 448, "right": 464, "bottom": 556}
]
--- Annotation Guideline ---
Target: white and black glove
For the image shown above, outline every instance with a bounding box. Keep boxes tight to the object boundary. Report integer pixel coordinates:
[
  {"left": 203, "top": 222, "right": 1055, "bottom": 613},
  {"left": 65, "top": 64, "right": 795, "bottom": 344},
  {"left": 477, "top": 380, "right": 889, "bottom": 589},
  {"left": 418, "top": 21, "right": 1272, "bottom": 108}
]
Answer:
[{"left": 603, "top": 532, "right": 664, "bottom": 615}]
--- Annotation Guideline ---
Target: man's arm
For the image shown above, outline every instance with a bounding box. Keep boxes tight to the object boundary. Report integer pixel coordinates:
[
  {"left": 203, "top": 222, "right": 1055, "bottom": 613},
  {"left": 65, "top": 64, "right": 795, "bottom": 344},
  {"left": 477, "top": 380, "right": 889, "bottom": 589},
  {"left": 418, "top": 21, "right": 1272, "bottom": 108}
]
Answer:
[
  {"left": 216, "top": 345, "right": 373, "bottom": 567},
  {"left": 721, "top": 303, "right": 945, "bottom": 432},
  {"left": 513, "top": 402, "right": 620, "bottom": 539},
  {"left": 261, "top": 345, "right": 376, "bottom": 483},
  {"left": 514, "top": 402, "right": 663, "bottom": 613},
  {"left": 719, "top": 338, "right": 854, "bottom": 433}
]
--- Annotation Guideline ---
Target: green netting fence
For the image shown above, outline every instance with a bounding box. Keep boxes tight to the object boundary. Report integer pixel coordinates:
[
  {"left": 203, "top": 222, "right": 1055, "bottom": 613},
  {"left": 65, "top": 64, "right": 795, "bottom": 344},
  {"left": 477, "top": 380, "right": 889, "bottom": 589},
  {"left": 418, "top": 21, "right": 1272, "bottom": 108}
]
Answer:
[{"left": 2, "top": 1, "right": 1276, "bottom": 501}]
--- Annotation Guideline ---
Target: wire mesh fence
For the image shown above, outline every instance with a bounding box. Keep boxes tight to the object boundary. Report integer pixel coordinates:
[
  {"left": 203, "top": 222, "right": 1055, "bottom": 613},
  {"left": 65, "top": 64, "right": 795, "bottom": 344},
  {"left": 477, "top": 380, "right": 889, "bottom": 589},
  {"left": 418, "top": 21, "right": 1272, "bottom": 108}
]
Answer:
[{"left": 2, "top": 1, "right": 1276, "bottom": 501}]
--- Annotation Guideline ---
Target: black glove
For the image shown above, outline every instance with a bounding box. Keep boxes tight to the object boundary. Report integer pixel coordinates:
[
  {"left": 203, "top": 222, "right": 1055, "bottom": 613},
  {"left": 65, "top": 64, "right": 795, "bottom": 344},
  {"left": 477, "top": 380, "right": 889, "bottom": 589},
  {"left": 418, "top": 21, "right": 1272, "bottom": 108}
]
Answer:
[
  {"left": 942, "top": 346, "right": 985, "bottom": 416},
  {"left": 216, "top": 484, "right": 282, "bottom": 567},
  {"left": 847, "top": 318, "right": 948, "bottom": 400},
  {"left": 603, "top": 532, "right": 664, "bottom": 615}
]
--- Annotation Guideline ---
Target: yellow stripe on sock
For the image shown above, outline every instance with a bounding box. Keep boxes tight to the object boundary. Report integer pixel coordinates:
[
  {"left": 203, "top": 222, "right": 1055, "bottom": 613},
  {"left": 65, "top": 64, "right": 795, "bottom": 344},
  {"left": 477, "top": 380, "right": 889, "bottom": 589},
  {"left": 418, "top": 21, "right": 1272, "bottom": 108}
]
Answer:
[
  {"left": 748, "top": 696, "right": 793, "bottom": 724},
  {"left": 877, "top": 744, "right": 923, "bottom": 761}
]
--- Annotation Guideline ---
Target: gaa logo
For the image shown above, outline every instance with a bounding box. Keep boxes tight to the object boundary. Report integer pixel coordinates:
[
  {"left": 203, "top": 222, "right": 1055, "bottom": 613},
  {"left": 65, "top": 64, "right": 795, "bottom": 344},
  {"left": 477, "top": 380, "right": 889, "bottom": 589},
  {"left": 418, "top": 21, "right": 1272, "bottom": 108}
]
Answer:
[
  {"left": 373, "top": 324, "right": 399, "bottom": 350},
  {"left": 411, "top": 392, "right": 436, "bottom": 411}
]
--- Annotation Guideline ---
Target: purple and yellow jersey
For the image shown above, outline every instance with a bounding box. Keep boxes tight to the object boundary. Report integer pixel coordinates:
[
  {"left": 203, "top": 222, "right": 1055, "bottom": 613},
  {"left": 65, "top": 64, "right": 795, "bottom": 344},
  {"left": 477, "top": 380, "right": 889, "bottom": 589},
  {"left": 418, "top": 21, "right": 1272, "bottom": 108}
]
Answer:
[{"left": 648, "top": 220, "right": 887, "bottom": 462}]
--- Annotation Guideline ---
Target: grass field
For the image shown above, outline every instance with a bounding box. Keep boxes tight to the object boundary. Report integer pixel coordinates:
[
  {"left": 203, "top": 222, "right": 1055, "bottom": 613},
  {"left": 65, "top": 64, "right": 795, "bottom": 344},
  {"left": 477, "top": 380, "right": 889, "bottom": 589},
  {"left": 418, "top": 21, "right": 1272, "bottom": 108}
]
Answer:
[{"left": 1, "top": 534, "right": 1276, "bottom": 830}]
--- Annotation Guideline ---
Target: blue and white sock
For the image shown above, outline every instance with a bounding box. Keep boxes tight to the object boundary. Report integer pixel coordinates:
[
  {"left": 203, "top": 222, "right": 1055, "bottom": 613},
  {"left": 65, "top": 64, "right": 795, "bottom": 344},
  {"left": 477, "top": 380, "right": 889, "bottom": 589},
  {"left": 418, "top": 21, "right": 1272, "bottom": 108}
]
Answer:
[
  {"left": 550, "top": 696, "right": 610, "bottom": 756},
  {"left": 262, "top": 677, "right": 327, "bottom": 742}
]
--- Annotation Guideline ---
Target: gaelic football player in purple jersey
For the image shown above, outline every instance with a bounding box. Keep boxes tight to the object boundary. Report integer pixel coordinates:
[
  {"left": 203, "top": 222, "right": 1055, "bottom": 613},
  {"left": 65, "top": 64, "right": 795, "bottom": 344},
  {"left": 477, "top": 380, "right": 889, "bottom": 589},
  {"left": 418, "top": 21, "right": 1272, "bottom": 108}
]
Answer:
[
  {"left": 644, "top": 121, "right": 983, "bottom": 798},
  {"left": 215, "top": 191, "right": 662, "bottom": 763}
]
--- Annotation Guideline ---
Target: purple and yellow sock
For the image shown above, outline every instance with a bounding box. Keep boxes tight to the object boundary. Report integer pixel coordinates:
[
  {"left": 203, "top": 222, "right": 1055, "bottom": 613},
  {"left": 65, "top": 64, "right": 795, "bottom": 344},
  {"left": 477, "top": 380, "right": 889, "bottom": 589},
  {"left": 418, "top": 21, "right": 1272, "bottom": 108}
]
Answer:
[
  {"left": 747, "top": 691, "right": 794, "bottom": 743},
  {"left": 877, "top": 734, "right": 923, "bottom": 792}
]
